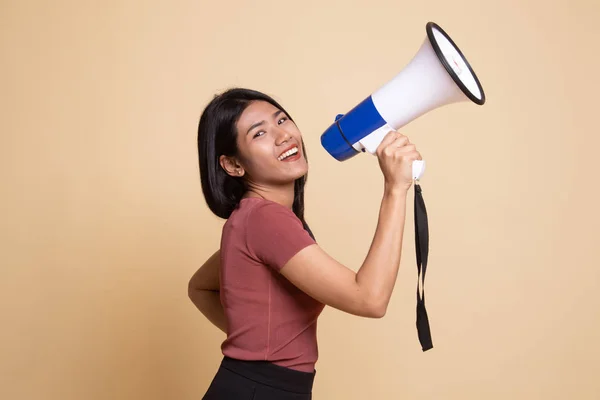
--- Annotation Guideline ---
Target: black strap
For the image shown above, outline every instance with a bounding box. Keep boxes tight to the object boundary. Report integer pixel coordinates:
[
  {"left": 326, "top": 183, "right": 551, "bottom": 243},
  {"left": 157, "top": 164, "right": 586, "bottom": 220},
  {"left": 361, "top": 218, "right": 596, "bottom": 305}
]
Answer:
[{"left": 414, "top": 183, "right": 433, "bottom": 351}]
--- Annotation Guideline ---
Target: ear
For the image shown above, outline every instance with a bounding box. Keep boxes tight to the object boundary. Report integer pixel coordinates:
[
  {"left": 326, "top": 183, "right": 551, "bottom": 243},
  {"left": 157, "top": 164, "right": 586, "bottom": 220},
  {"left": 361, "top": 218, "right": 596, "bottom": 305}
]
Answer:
[{"left": 219, "top": 155, "right": 245, "bottom": 178}]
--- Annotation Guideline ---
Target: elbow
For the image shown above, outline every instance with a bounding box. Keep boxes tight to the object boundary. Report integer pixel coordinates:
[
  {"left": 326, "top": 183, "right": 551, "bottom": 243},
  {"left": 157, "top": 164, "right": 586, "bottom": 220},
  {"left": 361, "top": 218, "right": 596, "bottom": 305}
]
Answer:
[
  {"left": 188, "top": 283, "right": 218, "bottom": 300},
  {"left": 363, "top": 298, "right": 388, "bottom": 319},
  {"left": 188, "top": 281, "right": 201, "bottom": 300},
  {"left": 356, "top": 286, "right": 389, "bottom": 318},
  {"left": 368, "top": 304, "right": 387, "bottom": 319}
]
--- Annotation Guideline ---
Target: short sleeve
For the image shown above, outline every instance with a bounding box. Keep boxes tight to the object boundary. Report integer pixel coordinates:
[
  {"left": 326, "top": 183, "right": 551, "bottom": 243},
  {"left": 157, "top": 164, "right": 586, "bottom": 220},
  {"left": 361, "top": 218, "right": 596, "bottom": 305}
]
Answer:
[{"left": 246, "top": 201, "right": 316, "bottom": 272}]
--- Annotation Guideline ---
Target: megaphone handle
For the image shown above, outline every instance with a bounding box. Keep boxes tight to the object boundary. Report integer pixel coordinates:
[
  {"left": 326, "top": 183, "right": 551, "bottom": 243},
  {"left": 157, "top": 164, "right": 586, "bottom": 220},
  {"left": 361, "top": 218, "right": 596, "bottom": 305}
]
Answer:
[{"left": 412, "top": 159, "right": 426, "bottom": 181}]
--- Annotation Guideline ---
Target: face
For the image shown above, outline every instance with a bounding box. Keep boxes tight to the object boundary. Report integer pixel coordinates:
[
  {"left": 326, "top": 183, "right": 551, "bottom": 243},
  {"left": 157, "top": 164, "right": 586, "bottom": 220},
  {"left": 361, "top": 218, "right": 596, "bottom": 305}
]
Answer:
[{"left": 221, "top": 100, "right": 308, "bottom": 186}]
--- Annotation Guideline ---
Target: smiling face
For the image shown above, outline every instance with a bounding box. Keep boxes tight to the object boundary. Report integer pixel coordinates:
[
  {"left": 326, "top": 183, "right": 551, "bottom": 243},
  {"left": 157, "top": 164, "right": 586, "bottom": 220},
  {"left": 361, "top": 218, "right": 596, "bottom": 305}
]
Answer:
[{"left": 220, "top": 100, "right": 308, "bottom": 187}]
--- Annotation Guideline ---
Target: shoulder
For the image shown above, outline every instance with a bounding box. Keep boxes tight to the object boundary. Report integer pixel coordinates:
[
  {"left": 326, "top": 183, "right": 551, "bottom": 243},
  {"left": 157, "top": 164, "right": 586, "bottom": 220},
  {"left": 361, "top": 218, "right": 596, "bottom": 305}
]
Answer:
[
  {"left": 244, "top": 198, "right": 304, "bottom": 227},
  {"left": 241, "top": 199, "right": 315, "bottom": 270}
]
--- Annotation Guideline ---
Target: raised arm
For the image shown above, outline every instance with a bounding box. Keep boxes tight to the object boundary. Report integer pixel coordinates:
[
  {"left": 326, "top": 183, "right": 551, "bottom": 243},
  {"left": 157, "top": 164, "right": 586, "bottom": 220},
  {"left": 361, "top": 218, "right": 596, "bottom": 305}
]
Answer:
[
  {"left": 280, "top": 131, "right": 420, "bottom": 318},
  {"left": 281, "top": 187, "right": 407, "bottom": 318}
]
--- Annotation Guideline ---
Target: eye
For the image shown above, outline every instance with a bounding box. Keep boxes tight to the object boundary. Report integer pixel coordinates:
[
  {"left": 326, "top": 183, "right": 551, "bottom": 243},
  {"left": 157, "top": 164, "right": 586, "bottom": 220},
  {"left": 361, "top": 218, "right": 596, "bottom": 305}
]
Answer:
[
  {"left": 253, "top": 131, "right": 265, "bottom": 139},
  {"left": 278, "top": 117, "right": 288, "bottom": 125}
]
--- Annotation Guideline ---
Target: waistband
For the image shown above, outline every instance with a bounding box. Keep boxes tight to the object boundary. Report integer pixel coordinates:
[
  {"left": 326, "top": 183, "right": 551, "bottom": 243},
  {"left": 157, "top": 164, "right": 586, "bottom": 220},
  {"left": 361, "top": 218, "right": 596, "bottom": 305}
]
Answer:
[{"left": 220, "top": 356, "right": 316, "bottom": 394}]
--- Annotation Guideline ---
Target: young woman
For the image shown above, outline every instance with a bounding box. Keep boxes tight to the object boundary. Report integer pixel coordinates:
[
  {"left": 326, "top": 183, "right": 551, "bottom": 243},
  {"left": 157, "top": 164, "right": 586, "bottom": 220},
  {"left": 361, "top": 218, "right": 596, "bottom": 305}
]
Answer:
[{"left": 189, "top": 88, "right": 422, "bottom": 399}]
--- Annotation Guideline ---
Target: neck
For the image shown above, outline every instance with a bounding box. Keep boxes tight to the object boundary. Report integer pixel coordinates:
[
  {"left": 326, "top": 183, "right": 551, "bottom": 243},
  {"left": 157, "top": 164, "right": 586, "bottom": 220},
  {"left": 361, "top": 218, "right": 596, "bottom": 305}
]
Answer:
[{"left": 243, "top": 181, "right": 296, "bottom": 209}]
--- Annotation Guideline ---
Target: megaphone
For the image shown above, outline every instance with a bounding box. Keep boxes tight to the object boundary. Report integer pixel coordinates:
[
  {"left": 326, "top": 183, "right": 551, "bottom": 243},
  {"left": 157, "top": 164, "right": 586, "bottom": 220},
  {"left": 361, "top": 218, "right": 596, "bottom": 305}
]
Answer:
[
  {"left": 320, "top": 22, "right": 486, "bottom": 352},
  {"left": 320, "top": 21, "right": 485, "bottom": 179}
]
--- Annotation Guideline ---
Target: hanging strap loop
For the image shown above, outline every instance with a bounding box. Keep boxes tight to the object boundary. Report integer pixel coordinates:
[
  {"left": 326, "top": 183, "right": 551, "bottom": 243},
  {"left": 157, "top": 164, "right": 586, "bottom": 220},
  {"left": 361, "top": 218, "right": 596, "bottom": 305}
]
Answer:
[{"left": 414, "top": 182, "right": 433, "bottom": 351}]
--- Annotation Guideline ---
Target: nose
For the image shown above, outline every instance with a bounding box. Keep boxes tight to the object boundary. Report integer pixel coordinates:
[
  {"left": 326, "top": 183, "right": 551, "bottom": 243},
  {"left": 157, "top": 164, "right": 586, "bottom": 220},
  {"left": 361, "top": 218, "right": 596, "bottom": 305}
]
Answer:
[{"left": 274, "top": 126, "right": 291, "bottom": 145}]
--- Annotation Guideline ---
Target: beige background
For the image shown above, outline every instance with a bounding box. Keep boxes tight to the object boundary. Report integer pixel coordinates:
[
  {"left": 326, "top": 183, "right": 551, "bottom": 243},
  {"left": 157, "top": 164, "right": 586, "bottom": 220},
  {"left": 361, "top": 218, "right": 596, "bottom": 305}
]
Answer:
[{"left": 2, "top": 0, "right": 599, "bottom": 399}]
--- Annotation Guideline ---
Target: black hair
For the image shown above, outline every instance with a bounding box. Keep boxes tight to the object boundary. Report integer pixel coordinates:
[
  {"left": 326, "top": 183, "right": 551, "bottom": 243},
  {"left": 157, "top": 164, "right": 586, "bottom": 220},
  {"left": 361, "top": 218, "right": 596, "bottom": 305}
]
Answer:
[{"left": 197, "top": 88, "right": 315, "bottom": 240}]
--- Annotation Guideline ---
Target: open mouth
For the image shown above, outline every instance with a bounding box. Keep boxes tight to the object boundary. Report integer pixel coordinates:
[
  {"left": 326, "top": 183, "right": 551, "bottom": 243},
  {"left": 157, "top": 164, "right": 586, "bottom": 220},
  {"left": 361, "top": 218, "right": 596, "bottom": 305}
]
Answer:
[{"left": 278, "top": 146, "right": 299, "bottom": 161}]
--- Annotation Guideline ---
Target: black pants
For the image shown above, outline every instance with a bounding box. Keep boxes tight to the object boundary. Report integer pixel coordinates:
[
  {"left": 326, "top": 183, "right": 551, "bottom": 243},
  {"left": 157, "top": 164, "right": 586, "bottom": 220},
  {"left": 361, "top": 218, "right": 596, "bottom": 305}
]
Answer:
[{"left": 202, "top": 356, "right": 316, "bottom": 400}]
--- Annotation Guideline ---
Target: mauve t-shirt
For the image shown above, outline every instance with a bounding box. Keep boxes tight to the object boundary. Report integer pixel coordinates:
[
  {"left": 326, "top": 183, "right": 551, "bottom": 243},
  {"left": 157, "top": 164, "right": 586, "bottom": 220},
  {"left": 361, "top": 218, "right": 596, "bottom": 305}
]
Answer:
[{"left": 218, "top": 197, "right": 325, "bottom": 373}]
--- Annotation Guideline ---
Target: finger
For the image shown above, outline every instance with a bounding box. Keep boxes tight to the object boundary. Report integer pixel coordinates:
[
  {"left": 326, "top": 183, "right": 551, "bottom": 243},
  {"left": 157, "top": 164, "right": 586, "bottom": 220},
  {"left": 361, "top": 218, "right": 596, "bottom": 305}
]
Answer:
[
  {"left": 397, "top": 134, "right": 410, "bottom": 145},
  {"left": 377, "top": 130, "right": 400, "bottom": 152},
  {"left": 392, "top": 136, "right": 409, "bottom": 148},
  {"left": 393, "top": 146, "right": 420, "bottom": 159},
  {"left": 393, "top": 138, "right": 412, "bottom": 149},
  {"left": 405, "top": 151, "right": 422, "bottom": 161}
]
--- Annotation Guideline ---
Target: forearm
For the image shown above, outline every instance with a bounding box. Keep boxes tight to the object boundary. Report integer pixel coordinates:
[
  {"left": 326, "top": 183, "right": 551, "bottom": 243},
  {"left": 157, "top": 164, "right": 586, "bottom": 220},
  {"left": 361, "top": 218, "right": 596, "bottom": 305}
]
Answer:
[
  {"left": 356, "top": 185, "right": 408, "bottom": 313},
  {"left": 188, "top": 289, "right": 227, "bottom": 334}
]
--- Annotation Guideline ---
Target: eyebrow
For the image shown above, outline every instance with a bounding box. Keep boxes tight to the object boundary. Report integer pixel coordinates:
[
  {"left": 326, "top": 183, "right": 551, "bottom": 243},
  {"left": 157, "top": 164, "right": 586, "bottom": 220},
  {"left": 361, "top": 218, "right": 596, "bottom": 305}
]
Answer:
[{"left": 246, "top": 110, "right": 284, "bottom": 135}]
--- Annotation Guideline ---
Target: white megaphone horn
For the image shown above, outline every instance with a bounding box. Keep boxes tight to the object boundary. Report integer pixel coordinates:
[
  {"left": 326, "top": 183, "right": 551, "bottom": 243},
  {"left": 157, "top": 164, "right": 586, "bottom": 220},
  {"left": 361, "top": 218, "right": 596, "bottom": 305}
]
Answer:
[{"left": 320, "top": 22, "right": 486, "bottom": 180}]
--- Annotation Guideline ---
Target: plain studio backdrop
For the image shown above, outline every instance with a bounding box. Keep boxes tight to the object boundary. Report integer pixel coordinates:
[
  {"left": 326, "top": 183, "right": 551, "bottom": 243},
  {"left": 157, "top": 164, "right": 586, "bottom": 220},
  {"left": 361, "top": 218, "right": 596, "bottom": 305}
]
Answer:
[{"left": 1, "top": 0, "right": 599, "bottom": 399}]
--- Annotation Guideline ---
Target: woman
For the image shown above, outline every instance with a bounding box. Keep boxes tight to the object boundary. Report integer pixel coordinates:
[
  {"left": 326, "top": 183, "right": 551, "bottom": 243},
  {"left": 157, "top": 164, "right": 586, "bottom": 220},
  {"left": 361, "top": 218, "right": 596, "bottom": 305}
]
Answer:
[{"left": 189, "top": 88, "right": 421, "bottom": 399}]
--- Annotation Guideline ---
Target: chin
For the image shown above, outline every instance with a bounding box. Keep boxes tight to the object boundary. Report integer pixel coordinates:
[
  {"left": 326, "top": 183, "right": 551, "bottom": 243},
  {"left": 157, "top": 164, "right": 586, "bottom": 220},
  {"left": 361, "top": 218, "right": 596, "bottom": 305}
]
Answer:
[
  {"left": 265, "top": 158, "right": 308, "bottom": 184},
  {"left": 287, "top": 171, "right": 308, "bottom": 183},
  {"left": 293, "top": 164, "right": 309, "bottom": 179},
  {"left": 274, "top": 169, "right": 307, "bottom": 185}
]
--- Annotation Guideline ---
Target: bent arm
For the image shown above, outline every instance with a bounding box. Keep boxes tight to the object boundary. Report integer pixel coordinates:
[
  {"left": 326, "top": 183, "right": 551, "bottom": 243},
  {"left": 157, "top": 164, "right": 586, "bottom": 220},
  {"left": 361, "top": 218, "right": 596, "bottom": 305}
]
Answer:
[
  {"left": 188, "top": 250, "right": 227, "bottom": 333},
  {"left": 280, "top": 187, "right": 408, "bottom": 318}
]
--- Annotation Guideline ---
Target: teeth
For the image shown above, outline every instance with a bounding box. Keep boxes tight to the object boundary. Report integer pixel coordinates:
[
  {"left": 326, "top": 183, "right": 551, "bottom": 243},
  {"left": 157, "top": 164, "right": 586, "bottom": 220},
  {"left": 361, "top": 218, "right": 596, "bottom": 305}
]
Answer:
[{"left": 278, "top": 147, "right": 298, "bottom": 161}]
